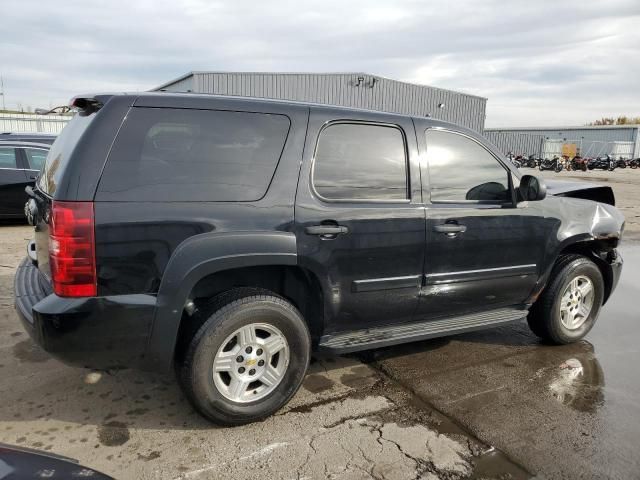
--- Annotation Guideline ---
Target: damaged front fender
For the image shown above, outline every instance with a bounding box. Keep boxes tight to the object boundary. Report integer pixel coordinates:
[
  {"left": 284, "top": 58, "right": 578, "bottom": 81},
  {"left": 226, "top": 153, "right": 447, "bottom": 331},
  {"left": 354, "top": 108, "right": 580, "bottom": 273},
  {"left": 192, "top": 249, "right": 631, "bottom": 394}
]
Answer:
[
  {"left": 531, "top": 196, "right": 625, "bottom": 305},
  {"left": 554, "top": 199, "right": 625, "bottom": 247}
]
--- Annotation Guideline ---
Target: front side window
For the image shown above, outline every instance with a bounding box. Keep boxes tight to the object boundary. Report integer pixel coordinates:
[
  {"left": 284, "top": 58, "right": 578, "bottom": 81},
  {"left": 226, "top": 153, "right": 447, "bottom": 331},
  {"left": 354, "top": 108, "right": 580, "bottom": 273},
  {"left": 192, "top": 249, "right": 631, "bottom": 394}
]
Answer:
[
  {"left": 24, "top": 148, "right": 48, "bottom": 171},
  {"left": 0, "top": 147, "right": 17, "bottom": 169},
  {"left": 313, "top": 123, "right": 408, "bottom": 201},
  {"left": 425, "top": 129, "right": 510, "bottom": 203}
]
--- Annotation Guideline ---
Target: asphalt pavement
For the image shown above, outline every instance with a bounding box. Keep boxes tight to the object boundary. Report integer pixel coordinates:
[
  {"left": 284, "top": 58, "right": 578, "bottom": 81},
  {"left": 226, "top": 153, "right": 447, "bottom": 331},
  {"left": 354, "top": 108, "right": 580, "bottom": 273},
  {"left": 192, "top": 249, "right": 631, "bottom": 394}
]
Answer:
[{"left": 366, "top": 243, "right": 640, "bottom": 479}]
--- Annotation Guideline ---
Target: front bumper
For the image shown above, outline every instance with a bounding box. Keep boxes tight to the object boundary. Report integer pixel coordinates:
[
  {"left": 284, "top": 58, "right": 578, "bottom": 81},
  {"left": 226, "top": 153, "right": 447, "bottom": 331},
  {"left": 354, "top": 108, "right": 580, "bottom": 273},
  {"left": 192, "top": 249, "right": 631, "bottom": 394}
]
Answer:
[
  {"left": 606, "top": 248, "right": 623, "bottom": 303},
  {"left": 14, "top": 258, "right": 156, "bottom": 371}
]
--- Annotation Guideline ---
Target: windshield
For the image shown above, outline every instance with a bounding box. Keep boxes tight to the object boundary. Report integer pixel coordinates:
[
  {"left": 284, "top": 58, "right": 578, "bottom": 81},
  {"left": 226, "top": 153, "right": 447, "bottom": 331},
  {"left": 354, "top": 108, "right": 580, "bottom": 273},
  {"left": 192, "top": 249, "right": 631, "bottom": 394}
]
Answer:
[{"left": 38, "top": 112, "right": 96, "bottom": 196}]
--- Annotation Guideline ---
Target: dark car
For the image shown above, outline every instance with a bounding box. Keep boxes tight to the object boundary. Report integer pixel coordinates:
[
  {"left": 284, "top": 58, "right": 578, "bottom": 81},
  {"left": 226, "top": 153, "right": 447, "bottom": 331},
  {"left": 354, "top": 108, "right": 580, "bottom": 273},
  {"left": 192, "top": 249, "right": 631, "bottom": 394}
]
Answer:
[
  {"left": 0, "top": 141, "right": 49, "bottom": 219},
  {"left": 0, "top": 443, "right": 113, "bottom": 480},
  {"left": 0, "top": 132, "right": 57, "bottom": 145},
  {"left": 15, "top": 93, "right": 624, "bottom": 426}
]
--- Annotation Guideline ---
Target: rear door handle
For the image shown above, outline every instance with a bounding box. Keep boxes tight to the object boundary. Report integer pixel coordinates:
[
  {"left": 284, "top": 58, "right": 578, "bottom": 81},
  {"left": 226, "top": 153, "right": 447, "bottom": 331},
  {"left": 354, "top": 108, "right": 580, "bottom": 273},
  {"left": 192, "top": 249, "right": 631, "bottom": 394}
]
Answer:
[
  {"left": 433, "top": 224, "right": 467, "bottom": 234},
  {"left": 305, "top": 225, "right": 349, "bottom": 237}
]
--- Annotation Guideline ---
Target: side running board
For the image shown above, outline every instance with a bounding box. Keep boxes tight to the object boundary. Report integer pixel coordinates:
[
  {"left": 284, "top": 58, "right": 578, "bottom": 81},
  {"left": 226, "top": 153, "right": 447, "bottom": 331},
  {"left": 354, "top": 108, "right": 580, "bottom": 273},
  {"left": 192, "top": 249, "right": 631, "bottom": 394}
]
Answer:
[{"left": 318, "top": 308, "right": 527, "bottom": 354}]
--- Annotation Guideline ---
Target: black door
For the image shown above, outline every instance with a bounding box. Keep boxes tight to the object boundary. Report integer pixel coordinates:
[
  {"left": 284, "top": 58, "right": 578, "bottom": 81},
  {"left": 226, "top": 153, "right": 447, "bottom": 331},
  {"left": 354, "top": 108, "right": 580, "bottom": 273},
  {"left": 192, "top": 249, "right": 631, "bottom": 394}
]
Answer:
[
  {"left": 0, "top": 146, "right": 29, "bottom": 218},
  {"left": 295, "top": 108, "right": 425, "bottom": 333},
  {"left": 415, "top": 126, "right": 554, "bottom": 319}
]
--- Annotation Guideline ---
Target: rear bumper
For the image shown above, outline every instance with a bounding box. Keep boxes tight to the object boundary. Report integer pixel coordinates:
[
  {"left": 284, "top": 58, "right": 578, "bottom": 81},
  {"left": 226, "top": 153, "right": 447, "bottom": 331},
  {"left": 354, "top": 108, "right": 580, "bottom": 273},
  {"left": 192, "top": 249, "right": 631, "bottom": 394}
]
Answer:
[{"left": 14, "top": 257, "right": 156, "bottom": 371}]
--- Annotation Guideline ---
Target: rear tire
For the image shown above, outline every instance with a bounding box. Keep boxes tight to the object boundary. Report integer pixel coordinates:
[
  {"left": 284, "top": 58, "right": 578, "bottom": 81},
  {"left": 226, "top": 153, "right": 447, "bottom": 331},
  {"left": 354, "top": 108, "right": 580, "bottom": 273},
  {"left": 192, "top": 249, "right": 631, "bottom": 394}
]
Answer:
[
  {"left": 527, "top": 255, "right": 604, "bottom": 344},
  {"left": 179, "top": 288, "right": 310, "bottom": 425}
]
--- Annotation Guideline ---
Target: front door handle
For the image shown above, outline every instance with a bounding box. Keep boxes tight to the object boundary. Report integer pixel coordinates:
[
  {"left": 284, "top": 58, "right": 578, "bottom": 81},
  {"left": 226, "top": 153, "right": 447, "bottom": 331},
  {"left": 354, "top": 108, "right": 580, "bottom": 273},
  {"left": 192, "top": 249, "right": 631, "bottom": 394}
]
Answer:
[
  {"left": 305, "top": 225, "right": 349, "bottom": 238},
  {"left": 433, "top": 224, "right": 467, "bottom": 234}
]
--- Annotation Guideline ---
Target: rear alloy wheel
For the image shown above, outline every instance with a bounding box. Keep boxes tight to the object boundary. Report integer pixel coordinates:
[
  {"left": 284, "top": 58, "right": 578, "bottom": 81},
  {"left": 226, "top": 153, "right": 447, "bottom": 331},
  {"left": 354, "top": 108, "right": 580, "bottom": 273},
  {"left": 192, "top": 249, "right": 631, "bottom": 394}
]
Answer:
[
  {"left": 212, "top": 323, "right": 290, "bottom": 403},
  {"left": 179, "top": 288, "right": 310, "bottom": 425},
  {"left": 527, "top": 255, "right": 604, "bottom": 344}
]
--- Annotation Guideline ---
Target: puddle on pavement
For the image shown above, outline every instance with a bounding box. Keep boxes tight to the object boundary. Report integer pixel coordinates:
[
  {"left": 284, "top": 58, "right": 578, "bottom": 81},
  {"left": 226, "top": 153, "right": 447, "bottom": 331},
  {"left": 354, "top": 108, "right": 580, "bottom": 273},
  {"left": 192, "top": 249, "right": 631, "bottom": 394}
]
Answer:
[
  {"left": 548, "top": 355, "right": 604, "bottom": 413},
  {"left": 97, "top": 421, "right": 130, "bottom": 446},
  {"left": 12, "top": 339, "right": 50, "bottom": 363},
  {"left": 302, "top": 374, "right": 335, "bottom": 393},
  {"left": 470, "top": 449, "right": 530, "bottom": 480}
]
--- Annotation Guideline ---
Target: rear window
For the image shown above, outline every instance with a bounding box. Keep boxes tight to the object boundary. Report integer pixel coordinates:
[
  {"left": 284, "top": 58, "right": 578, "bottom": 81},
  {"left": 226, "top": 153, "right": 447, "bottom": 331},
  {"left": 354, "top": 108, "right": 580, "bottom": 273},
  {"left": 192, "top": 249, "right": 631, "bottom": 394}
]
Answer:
[
  {"left": 96, "top": 108, "right": 291, "bottom": 202},
  {"left": 38, "top": 113, "right": 95, "bottom": 195}
]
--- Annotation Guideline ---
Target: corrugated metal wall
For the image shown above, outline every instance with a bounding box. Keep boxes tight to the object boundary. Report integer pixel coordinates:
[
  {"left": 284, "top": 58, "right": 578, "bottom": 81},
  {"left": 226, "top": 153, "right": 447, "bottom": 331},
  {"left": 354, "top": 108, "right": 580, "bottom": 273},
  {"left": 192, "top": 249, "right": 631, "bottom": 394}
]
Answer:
[
  {"left": 0, "top": 113, "right": 70, "bottom": 134},
  {"left": 160, "top": 75, "right": 194, "bottom": 93},
  {"left": 484, "top": 131, "right": 545, "bottom": 157},
  {"left": 485, "top": 127, "right": 640, "bottom": 158},
  {"left": 156, "top": 72, "right": 487, "bottom": 131}
]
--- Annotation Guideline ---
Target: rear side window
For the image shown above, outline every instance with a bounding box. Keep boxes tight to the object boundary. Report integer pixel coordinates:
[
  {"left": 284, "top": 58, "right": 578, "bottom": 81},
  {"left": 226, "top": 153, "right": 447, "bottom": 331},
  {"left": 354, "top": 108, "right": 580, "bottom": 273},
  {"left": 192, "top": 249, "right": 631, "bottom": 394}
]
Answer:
[
  {"left": 96, "top": 108, "right": 290, "bottom": 202},
  {"left": 425, "top": 129, "right": 510, "bottom": 203},
  {"left": 24, "top": 148, "right": 48, "bottom": 171},
  {"left": 38, "top": 113, "right": 96, "bottom": 195},
  {"left": 0, "top": 147, "right": 17, "bottom": 168},
  {"left": 312, "top": 123, "right": 408, "bottom": 201}
]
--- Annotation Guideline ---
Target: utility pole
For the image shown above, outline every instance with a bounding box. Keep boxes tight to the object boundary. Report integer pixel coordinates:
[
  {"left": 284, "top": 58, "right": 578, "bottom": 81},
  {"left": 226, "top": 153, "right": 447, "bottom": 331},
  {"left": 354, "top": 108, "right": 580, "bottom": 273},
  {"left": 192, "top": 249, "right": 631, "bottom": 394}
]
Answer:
[{"left": 0, "top": 75, "right": 5, "bottom": 111}]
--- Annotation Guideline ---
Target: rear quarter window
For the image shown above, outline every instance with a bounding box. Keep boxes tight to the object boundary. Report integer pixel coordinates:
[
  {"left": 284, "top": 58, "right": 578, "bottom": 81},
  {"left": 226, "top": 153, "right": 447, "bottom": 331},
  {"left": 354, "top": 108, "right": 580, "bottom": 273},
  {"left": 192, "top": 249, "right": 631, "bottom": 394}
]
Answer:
[
  {"left": 38, "top": 113, "right": 96, "bottom": 195},
  {"left": 96, "top": 108, "right": 291, "bottom": 202}
]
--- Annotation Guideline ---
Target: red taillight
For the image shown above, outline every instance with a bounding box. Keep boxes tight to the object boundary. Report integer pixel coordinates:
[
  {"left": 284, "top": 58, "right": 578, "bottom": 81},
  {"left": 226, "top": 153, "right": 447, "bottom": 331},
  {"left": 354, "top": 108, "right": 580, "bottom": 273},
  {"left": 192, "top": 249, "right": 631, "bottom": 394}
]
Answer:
[{"left": 49, "top": 201, "right": 97, "bottom": 297}]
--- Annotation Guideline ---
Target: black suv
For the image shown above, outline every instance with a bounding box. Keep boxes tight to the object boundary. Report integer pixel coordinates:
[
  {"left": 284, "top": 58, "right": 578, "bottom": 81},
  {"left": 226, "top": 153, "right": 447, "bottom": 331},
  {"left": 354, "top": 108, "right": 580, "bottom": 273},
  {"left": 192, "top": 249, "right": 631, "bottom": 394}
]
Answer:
[{"left": 15, "top": 93, "right": 624, "bottom": 425}]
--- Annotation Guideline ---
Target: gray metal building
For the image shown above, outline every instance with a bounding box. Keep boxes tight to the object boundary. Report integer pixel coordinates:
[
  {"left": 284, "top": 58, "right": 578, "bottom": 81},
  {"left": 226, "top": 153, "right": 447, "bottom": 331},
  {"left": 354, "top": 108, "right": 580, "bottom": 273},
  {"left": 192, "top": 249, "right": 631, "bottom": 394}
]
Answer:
[
  {"left": 485, "top": 125, "right": 640, "bottom": 159},
  {"left": 153, "top": 72, "right": 487, "bottom": 132}
]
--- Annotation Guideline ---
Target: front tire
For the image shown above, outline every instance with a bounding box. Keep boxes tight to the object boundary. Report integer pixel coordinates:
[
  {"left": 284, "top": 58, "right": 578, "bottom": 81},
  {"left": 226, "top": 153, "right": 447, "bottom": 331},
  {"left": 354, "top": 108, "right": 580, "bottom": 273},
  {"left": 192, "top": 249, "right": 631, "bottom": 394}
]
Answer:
[
  {"left": 527, "top": 255, "right": 604, "bottom": 344},
  {"left": 179, "top": 288, "right": 311, "bottom": 425}
]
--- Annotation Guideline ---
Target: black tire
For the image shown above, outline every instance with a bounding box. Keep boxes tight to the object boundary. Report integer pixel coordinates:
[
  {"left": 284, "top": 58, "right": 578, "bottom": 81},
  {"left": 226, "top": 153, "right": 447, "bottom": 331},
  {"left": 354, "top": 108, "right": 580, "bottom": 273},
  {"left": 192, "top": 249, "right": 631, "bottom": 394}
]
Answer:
[
  {"left": 527, "top": 255, "right": 604, "bottom": 344},
  {"left": 179, "top": 288, "right": 310, "bottom": 426}
]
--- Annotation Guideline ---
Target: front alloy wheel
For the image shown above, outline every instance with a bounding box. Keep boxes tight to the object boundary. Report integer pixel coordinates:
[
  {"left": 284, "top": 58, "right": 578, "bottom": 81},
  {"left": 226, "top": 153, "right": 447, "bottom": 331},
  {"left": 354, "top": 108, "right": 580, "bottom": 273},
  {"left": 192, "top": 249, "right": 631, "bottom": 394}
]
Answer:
[
  {"left": 527, "top": 255, "right": 604, "bottom": 344},
  {"left": 559, "top": 276, "right": 595, "bottom": 330}
]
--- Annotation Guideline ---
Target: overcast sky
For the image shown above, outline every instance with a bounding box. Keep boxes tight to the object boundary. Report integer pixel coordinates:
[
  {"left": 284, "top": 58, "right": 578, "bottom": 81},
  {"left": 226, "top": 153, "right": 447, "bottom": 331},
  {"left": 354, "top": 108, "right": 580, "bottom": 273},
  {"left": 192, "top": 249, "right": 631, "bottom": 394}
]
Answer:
[{"left": 1, "top": 0, "right": 638, "bottom": 127}]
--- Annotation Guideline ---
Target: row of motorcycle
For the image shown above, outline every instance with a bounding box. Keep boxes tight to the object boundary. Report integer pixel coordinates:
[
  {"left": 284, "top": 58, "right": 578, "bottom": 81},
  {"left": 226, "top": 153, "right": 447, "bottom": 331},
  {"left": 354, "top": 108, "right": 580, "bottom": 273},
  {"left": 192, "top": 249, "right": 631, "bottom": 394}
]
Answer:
[{"left": 507, "top": 153, "right": 640, "bottom": 172}]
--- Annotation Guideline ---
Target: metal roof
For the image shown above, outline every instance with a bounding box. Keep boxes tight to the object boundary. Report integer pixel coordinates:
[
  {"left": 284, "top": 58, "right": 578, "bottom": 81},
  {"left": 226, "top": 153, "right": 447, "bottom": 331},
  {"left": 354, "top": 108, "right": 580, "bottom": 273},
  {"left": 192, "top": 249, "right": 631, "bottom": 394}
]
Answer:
[
  {"left": 486, "top": 125, "right": 640, "bottom": 131},
  {"left": 153, "top": 71, "right": 487, "bottom": 101}
]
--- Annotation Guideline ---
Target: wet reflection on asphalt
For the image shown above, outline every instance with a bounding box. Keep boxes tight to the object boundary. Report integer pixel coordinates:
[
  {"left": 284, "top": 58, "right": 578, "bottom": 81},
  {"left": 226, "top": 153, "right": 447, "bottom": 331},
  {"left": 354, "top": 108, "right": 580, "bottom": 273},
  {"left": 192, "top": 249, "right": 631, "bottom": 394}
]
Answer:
[{"left": 361, "top": 244, "right": 640, "bottom": 479}]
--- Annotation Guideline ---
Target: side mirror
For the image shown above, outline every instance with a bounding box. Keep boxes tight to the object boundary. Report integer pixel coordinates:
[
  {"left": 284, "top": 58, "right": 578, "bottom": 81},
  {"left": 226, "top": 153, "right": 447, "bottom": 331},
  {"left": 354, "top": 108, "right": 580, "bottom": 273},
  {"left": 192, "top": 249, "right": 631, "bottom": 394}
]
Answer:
[{"left": 519, "top": 175, "right": 547, "bottom": 202}]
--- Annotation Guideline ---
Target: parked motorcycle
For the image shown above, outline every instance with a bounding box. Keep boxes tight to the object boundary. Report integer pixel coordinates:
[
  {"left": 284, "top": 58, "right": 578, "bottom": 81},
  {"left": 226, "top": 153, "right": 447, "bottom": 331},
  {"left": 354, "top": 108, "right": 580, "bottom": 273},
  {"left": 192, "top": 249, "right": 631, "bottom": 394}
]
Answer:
[
  {"left": 570, "top": 156, "right": 588, "bottom": 172},
  {"left": 630, "top": 158, "right": 639, "bottom": 169},
  {"left": 539, "top": 156, "right": 564, "bottom": 172},
  {"left": 525, "top": 155, "right": 538, "bottom": 168},
  {"left": 587, "top": 155, "right": 616, "bottom": 171},
  {"left": 616, "top": 158, "right": 627, "bottom": 169},
  {"left": 506, "top": 152, "right": 522, "bottom": 168}
]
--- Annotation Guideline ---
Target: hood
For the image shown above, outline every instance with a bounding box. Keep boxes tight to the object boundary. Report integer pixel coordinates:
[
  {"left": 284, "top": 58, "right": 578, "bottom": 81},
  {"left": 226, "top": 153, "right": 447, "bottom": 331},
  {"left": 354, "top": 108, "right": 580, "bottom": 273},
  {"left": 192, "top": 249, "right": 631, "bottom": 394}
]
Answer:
[
  {"left": 0, "top": 443, "right": 113, "bottom": 480},
  {"left": 544, "top": 179, "right": 615, "bottom": 206}
]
